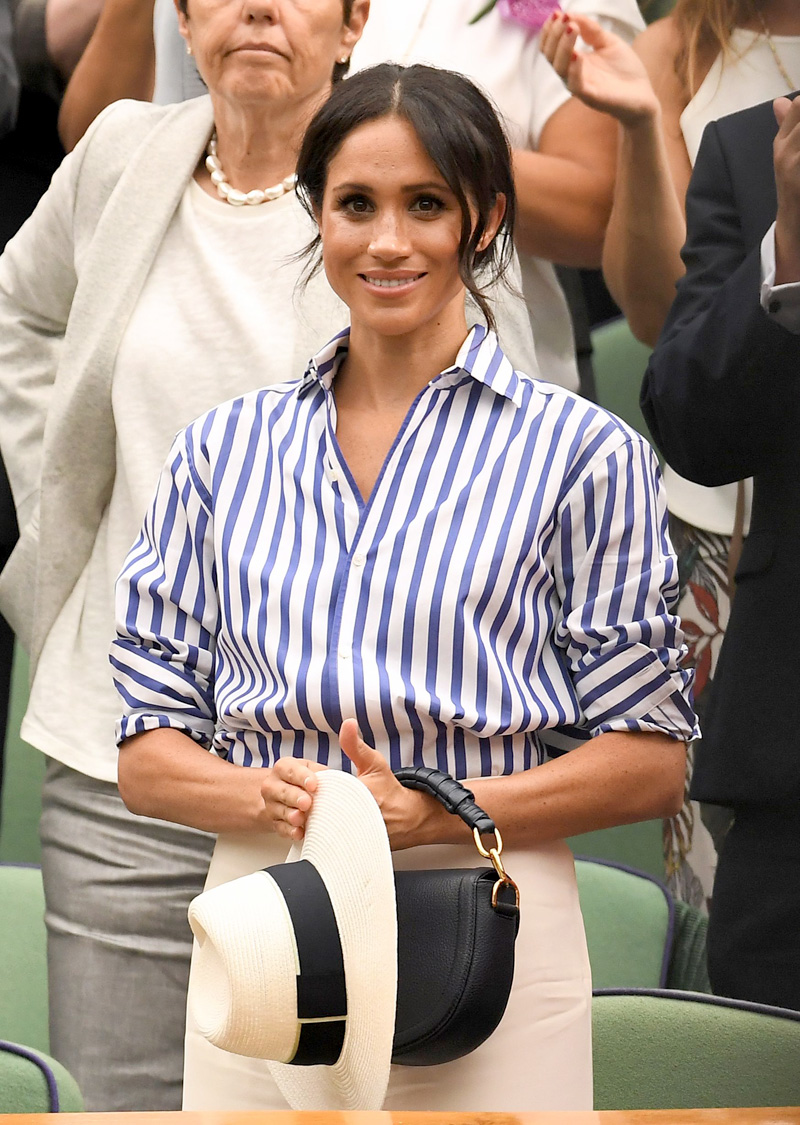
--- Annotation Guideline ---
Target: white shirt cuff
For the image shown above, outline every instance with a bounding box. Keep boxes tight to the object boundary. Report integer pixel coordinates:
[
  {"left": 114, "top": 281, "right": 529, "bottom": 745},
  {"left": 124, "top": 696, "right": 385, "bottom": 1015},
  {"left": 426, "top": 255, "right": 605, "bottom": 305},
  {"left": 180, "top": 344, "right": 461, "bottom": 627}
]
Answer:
[{"left": 760, "top": 223, "right": 800, "bottom": 333}]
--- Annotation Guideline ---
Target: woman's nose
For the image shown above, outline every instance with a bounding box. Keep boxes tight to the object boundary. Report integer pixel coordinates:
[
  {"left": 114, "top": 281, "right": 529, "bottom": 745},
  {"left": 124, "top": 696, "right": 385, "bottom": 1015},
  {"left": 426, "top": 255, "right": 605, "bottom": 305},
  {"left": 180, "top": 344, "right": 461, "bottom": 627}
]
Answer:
[
  {"left": 368, "top": 215, "right": 411, "bottom": 259},
  {"left": 243, "top": 0, "right": 278, "bottom": 22}
]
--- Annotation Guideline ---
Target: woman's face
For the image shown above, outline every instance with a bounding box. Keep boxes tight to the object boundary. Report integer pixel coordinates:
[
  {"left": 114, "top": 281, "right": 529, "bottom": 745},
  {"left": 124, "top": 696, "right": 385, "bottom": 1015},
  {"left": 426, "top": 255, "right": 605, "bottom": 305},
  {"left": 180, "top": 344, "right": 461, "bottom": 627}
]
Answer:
[
  {"left": 178, "top": 0, "right": 367, "bottom": 110},
  {"left": 317, "top": 115, "right": 493, "bottom": 345}
]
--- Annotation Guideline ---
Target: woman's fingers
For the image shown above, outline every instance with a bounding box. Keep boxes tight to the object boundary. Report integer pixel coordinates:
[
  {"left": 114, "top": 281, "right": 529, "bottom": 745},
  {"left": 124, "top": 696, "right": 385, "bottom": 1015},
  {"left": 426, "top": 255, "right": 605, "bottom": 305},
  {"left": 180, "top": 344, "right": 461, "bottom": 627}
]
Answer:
[
  {"left": 541, "top": 12, "right": 578, "bottom": 80},
  {"left": 566, "top": 12, "right": 610, "bottom": 49},
  {"left": 261, "top": 757, "right": 327, "bottom": 839},
  {"left": 339, "top": 717, "right": 387, "bottom": 776}
]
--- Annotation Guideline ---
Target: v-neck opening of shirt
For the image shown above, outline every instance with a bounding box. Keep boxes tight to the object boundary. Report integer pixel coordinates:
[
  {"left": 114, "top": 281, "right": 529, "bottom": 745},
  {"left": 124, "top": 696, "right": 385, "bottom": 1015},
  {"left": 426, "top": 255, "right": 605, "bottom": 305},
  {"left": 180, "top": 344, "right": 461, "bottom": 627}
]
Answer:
[{"left": 327, "top": 379, "right": 435, "bottom": 515}]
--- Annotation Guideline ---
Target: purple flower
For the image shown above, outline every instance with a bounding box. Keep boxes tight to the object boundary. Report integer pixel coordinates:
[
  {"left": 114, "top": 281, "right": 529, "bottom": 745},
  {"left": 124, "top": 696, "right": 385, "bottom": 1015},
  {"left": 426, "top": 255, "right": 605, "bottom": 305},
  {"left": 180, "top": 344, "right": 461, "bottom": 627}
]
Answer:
[{"left": 469, "top": 0, "right": 561, "bottom": 30}]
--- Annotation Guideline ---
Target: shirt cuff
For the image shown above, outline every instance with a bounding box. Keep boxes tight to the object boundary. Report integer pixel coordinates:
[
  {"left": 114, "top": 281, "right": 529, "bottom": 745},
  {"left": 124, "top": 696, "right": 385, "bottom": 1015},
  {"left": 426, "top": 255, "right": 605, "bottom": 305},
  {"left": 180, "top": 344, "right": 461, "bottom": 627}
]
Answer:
[{"left": 760, "top": 223, "right": 800, "bottom": 332}]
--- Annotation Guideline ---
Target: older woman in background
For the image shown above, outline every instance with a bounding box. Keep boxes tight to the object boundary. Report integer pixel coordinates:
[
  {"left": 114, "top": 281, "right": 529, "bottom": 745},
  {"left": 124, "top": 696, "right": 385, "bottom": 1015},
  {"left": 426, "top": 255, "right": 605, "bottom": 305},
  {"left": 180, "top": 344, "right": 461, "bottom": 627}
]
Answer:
[{"left": 0, "top": 0, "right": 537, "bottom": 1111}]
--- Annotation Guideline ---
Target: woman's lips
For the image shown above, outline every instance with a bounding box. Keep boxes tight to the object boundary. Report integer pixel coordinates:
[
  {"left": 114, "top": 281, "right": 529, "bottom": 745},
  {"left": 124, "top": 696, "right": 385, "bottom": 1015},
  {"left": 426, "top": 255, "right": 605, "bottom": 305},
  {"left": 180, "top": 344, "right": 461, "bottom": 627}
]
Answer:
[{"left": 232, "top": 44, "right": 285, "bottom": 57}]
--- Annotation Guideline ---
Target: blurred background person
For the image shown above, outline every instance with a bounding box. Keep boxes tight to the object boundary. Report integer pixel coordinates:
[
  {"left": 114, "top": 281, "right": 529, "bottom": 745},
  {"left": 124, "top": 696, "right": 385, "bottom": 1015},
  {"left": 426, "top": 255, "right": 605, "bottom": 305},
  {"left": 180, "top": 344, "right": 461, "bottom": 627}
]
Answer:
[
  {"left": 541, "top": 0, "right": 800, "bottom": 908},
  {"left": 641, "top": 91, "right": 800, "bottom": 1011}
]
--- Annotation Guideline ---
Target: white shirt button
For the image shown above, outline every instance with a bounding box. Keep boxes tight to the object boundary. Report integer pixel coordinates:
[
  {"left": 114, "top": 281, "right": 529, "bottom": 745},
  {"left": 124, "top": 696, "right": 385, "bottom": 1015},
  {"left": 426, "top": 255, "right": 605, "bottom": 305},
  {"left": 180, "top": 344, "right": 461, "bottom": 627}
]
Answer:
[
  {"left": 352, "top": 552, "right": 366, "bottom": 568},
  {"left": 338, "top": 648, "right": 349, "bottom": 660}
]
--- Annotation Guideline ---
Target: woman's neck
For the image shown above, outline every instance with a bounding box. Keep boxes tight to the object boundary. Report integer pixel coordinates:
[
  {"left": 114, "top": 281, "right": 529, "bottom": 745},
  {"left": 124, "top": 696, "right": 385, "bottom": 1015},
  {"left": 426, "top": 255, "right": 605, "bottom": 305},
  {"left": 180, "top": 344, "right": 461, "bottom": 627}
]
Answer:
[
  {"left": 201, "top": 91, "right": 322, "bottom": 192},
  {"left": 744, "top": 0, "right": 800, "bottom": 35},
  {"left": 335, "top": 310, "right": 470, "bottom": 416}
]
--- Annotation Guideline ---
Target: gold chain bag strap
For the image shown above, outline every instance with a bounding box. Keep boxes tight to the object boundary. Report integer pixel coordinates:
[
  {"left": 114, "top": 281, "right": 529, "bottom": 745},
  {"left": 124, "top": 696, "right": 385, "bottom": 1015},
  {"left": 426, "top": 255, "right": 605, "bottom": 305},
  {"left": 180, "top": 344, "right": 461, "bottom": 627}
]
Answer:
[{"left": 391, "top": 766, "right": 520, "bottom": 1065}]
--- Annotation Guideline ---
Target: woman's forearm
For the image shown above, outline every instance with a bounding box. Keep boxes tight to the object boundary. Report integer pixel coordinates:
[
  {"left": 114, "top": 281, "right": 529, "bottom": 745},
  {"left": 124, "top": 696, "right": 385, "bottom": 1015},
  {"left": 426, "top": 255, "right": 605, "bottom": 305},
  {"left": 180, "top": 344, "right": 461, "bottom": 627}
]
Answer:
[
  {"left": 513, "top": 149, "right": 612, "bottom": 267},
  {"left": 118, "top": 727, "right": 274, "bottom": 834},
  {"left": 512, "top": 100, "right": 617, "bottom": 268},
  {"left": 58, "top": 0, "right": 156, "bottom": 151},
  {"left": 413, "top": 730, "right": 686, "bottom": 850},
  {"left": 602, "top": 110, "right": 686, "bottom": 345}
]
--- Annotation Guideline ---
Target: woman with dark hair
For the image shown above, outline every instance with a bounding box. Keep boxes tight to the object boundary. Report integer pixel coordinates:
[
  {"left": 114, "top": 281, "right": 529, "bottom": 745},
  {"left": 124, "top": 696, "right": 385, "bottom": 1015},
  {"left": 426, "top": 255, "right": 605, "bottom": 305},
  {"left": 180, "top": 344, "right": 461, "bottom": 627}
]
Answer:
[
  {"left": 0, "top": 1, "right": 536, "bottom": 1113},
  {"left": 113, "top": 63, "right": 697, "bottom": 1111}
]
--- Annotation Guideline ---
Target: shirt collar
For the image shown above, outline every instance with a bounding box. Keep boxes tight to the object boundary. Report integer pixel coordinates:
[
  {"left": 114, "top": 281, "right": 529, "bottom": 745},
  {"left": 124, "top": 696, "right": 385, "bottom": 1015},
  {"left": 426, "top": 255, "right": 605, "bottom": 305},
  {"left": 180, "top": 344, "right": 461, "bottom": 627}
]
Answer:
[{"left": 298, "top": 324, "right": 526, "bottom": 407}]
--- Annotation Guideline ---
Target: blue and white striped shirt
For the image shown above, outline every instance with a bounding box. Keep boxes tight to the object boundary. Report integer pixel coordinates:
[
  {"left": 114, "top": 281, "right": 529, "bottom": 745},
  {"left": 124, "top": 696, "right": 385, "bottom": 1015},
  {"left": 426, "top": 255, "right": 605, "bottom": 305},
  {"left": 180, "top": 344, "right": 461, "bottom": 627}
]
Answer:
[{"left": 112, "top": 327, "right": 698, "bottom": 777}]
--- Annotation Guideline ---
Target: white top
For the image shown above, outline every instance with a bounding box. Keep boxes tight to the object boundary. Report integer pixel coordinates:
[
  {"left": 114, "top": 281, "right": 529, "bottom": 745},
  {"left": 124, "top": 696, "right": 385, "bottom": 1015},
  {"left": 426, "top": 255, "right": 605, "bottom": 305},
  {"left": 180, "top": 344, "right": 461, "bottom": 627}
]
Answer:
[
  {"left": 349, "top": 0, "right": 644, "bottom": 394},
  {"left": 113, "top": 327, "right": 697, "bottom": 775},
  {"left": 681, "top": 29, "right": 800, "bottom": 163},
  {"left": 22, "top": 183, "right": 345, "bottom": 781},
  {"left": 663, "top": 29, "right": 800, "bottom": 535}
]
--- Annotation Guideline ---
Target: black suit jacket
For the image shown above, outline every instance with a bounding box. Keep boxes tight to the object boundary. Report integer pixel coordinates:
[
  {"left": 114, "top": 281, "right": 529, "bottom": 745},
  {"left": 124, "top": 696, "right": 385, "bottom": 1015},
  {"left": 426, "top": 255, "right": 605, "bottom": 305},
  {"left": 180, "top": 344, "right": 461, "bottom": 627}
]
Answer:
[{"left": 642, "top": 96, "right": 800, "bottom": 809}]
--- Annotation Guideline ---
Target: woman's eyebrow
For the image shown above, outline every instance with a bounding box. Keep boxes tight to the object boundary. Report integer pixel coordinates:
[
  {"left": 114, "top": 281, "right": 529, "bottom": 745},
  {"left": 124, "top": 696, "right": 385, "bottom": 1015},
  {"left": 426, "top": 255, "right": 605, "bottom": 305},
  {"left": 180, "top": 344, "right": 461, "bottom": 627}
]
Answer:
[{"left": 330, "top": 180, "right": 453, "bottom": 193}]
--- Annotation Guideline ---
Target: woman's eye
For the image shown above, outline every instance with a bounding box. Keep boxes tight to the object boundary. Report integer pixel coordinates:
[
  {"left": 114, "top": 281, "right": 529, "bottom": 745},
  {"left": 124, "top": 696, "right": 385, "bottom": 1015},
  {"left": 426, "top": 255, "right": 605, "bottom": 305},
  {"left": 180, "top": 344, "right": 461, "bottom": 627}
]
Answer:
[
  {"left": 339, "top": 195, "right": 373, "bottom": 215},
  {"left": 411, "top": 195, "right": 445, "bottom": 215}
]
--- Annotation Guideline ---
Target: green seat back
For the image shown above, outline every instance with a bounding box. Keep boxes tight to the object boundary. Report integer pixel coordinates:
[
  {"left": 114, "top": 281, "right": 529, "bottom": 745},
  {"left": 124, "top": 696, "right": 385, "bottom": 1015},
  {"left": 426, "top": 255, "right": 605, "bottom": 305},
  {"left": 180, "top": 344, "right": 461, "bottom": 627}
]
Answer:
[
  {"left": 591, "top": 317, "right": 655, "bottom": 448},
  {"left": 667, "top": 898, "right": 710, "bottom": 993},
  {"left": 593, "top": 990, "right": 800, "bottom": 1109},
  {"left": 0, "top": 864, "right": 49, "bottom": 1053},
  {"left": 0, "top": 1041, "right": 83, "bottom": 1112},
  {"left": 576, "top": 859, "right": 671, "bottom": 989},
  {"left": 568, "top": 818, "right": 664, "bottom": 879}
]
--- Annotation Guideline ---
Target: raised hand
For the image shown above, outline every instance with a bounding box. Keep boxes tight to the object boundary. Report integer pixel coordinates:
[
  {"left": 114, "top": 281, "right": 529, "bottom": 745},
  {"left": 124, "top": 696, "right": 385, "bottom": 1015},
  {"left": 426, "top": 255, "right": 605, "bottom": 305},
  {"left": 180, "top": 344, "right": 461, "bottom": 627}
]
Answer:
[
  {"left": 773, "top": 95, "right": 800, "bottom": 284},
  {"left": 539, "top": 12, "right": 660, "bottom": 128}
]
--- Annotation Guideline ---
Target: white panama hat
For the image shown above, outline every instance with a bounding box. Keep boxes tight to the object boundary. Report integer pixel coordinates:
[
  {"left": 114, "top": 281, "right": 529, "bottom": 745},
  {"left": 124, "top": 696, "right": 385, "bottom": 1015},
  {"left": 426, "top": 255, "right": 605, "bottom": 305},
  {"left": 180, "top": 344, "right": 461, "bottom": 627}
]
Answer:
[{"left": 187, "top": 769, "right": 398, "bottom": 1111}]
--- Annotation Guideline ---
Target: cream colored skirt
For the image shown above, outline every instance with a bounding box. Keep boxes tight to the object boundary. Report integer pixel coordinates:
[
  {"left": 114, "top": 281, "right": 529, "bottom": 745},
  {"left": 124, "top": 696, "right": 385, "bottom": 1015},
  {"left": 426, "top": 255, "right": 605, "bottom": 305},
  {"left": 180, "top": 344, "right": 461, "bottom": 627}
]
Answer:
[{"left": 183, "top": 830, "right": 593, "bottom": 1111}]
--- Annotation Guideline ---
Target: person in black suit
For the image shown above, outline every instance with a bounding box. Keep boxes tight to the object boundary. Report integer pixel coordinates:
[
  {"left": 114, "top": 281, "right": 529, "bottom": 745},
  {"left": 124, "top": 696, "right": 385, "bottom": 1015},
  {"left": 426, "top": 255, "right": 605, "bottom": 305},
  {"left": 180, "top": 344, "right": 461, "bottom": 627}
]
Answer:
[{"left": 641, "top": 92, "right": 800, "bottom": 1011}]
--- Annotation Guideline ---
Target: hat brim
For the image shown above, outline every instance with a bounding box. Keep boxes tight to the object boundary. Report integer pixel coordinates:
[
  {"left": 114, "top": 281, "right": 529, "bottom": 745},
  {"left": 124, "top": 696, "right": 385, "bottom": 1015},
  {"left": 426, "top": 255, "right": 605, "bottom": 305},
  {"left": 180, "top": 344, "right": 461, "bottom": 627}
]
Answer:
[
  {"left": 268, "top": 769, "right": 397, "bottom": 1110},
  {"left": 189, "top": 769, "right": 397, "bottom": 1111}
]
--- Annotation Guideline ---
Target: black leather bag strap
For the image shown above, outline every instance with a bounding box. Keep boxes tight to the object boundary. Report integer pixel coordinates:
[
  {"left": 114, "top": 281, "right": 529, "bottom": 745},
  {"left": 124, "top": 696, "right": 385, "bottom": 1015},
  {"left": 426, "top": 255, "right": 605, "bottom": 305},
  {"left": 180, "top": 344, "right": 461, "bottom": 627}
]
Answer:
[{"left": 394, "top": 766, "right": 496, "bottom": 838}]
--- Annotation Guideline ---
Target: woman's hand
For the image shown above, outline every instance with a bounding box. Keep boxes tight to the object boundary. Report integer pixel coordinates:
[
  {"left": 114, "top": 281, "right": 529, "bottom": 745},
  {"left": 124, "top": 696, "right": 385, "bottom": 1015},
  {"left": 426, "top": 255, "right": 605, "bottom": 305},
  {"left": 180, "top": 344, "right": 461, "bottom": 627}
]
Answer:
[
  {"left": 339, "top": 719, "right": 446, "bottom": 850},
  {"left": 540, "top": 12, "right": 660, "bottom": 129},
  {"left": 773, "top": 95, "right": 800, "bottom": 284},
  {"left": 260, "top": 757, "right": 326, "bottom": 842}
]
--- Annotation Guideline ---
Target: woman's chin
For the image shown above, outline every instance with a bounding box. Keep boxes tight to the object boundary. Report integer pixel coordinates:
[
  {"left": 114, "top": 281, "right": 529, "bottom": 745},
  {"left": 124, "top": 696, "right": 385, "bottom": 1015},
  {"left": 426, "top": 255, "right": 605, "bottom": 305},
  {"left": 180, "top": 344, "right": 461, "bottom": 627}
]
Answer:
[{"left": 213, "top": 70, "right": 300, "bottom": 108}]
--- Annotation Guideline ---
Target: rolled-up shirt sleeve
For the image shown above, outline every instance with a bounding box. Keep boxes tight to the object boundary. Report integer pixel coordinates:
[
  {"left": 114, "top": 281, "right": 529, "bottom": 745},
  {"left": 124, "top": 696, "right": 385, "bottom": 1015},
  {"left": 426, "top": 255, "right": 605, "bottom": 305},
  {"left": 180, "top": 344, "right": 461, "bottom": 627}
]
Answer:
[
  {"left": 554, "top": 430, "right": 699, "bottom": 743},
  {"left": 111, "top": 423, "right": 220, "bottom": 748}
]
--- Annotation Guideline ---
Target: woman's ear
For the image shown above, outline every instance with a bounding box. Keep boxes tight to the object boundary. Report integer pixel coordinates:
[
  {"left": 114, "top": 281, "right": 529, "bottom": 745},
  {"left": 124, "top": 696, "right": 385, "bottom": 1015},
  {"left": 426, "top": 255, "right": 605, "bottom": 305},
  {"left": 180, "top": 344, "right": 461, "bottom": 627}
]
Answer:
[
  {"left": 476, "top": 193, "right": 507, "bottom": 252},
  {"left": 173, "top": 0, "right": 191, "bottom": 48},
  {"left": 341, "top": 0, "right": 370, "bottom": 58}
]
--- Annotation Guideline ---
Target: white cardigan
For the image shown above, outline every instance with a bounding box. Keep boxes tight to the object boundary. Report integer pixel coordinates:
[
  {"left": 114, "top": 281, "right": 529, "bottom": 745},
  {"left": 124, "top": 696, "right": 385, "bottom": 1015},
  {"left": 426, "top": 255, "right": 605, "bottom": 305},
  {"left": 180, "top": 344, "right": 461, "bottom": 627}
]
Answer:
[
  {"left": 0, "top": 95, "right": 537, "bottom": 675},
  {"left": 0, "top": 96, "right": 216, "bottom": 666}
]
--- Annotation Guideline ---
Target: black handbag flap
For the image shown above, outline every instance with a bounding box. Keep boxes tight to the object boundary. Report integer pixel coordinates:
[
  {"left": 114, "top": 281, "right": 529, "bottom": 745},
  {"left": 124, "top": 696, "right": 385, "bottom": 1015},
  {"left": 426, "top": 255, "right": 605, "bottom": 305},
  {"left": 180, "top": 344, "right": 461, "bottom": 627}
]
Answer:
[{"left": 392, "top": 867, "right": 518, "bottom": 1066}]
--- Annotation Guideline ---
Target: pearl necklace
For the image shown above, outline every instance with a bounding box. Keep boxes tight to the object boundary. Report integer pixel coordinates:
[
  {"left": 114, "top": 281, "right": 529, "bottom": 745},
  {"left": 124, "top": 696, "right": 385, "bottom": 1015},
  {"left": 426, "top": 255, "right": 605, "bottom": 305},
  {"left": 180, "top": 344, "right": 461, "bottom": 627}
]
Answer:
[
  {"left": 205, "top": 132, "right": 298, "bottom": 206},
  {"left": 756, "top": 10, "right": 798, "bottom": 92}
]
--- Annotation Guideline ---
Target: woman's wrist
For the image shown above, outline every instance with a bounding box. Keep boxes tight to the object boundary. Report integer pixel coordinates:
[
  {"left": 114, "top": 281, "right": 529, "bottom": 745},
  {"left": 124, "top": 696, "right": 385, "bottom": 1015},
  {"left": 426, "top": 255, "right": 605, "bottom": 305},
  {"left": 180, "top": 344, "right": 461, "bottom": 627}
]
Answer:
[
  {"left": 395, "top": 788, "right": 464, "bottom": 850},
  {"left": 616, "top": 94, "right": 662, "bottom": 134}
]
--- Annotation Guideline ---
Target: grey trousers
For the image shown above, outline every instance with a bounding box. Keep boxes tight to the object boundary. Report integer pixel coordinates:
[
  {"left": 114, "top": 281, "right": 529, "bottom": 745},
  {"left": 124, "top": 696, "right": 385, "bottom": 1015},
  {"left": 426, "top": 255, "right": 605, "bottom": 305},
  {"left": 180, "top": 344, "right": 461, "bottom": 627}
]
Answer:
[{"left": 40, "top": 758, "right": 215, "bottom": 1110}]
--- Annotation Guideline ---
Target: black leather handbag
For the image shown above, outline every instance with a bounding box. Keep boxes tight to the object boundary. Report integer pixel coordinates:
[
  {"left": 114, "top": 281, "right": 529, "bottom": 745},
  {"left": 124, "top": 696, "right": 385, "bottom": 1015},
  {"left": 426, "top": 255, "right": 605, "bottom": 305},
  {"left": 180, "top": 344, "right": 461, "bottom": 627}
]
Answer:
[{"left": 391, "top": 767, "right": 520, "bottom": 1066}]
